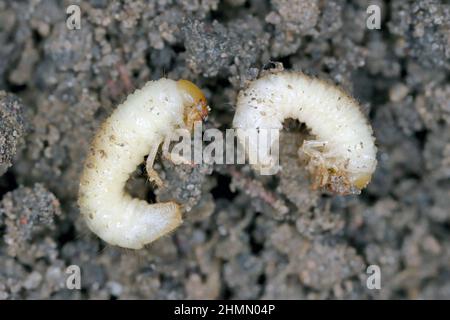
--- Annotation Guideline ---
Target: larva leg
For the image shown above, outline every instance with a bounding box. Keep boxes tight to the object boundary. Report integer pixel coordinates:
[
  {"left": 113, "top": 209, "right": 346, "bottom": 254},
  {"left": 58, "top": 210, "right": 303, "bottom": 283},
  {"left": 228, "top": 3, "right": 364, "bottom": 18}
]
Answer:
[
  {"left": 301, "top": 140, "right": 328, "bottom": 163},
  {"left": 300, "top": 140, "right": 331, "bottom": 190},
  {"left": 146, "top": 138, "right": 164, "bottom": 188},
  {"left": 163, "top": 152, "right": 193, "bottom": 166}
]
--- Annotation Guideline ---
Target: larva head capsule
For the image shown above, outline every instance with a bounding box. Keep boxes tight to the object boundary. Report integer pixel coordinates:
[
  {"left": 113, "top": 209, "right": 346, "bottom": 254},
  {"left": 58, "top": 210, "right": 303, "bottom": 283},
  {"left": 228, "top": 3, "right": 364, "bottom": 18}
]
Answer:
[{"left": 177, "top": 79, "right": 210, "bottom": 131}]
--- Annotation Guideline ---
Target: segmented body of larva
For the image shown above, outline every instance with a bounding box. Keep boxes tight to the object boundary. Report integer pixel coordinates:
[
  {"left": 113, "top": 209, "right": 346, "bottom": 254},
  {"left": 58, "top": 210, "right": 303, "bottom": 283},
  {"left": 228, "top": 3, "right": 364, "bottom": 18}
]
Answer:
[
  {"left": 78, "top": 79, "right": 208, "bottom": 249},
  {"left": 233, "top": 71, "right": 377, "bottom": 194}
]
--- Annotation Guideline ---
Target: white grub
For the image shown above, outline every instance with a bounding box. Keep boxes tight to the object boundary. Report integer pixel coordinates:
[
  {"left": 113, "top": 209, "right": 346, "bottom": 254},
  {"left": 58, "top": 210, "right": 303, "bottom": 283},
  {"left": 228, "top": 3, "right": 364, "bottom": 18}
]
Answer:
[
  {"left": 233, "top": 71, "right": 377, "bottom": 195},
  {"left": 78, "top": 79, "right": 208, "bottom": 249}
]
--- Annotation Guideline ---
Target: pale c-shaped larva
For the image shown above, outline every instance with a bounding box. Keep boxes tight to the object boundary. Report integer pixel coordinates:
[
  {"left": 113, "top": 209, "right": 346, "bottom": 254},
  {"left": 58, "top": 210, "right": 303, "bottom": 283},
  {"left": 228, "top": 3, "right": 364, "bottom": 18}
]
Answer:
[
  {"left": 232, "top": 71, "right": 377, "bottom": 195},
  {"left": 78, "top": 79, "right": 209, "bottom": 249}
]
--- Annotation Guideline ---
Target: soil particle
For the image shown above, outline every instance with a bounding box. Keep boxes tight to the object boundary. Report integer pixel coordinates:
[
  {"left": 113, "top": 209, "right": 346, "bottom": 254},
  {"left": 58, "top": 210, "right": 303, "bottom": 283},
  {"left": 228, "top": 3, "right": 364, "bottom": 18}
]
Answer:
[{"left": 0, "top": 91, "right": 25, "bottom": 176}]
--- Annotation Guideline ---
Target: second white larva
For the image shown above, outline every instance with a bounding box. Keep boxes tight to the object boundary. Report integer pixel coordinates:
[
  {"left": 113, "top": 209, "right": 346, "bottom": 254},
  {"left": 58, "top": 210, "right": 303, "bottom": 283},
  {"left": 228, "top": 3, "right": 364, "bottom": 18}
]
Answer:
[
  {"left": 78, "top": 78, "right": 209, "bottom": 249},
  {"left": 232, "top": 71, "right": 377, "bottom": 195}
]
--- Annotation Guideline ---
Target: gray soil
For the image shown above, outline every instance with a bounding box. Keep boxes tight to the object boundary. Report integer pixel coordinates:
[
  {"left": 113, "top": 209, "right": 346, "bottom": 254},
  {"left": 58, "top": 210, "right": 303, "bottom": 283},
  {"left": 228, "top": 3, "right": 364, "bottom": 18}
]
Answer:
[{"left": 0, "top": 0, "right": 449, "bottom": 299}]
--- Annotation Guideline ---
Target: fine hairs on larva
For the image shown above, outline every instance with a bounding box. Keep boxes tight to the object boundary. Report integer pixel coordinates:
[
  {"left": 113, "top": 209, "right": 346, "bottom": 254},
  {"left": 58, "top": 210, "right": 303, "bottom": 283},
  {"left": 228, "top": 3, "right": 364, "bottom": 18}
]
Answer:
[
  {"left": 78, "top": 78, "right": 209, "bottom": 249},
  {"left": 232, "top": 71, "right": 377, "bottom": 195}
]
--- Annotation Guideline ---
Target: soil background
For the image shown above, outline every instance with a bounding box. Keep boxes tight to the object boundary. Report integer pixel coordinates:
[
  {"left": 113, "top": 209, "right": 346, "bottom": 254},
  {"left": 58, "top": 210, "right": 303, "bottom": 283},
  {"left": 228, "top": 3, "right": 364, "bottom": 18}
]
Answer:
[{"left": 0, "top": 0, "right": 449, "bottom": 299}]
